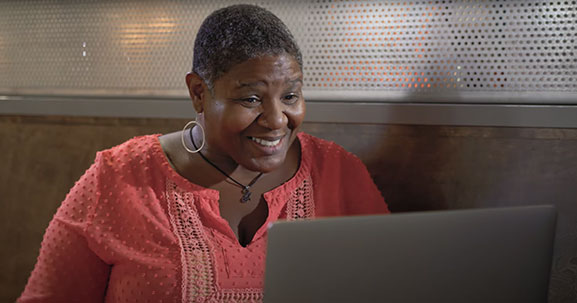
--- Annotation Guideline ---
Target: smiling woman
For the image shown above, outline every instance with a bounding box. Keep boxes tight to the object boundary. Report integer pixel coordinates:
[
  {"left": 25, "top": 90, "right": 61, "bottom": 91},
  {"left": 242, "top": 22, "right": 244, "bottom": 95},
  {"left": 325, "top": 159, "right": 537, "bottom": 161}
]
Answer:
[{"left": 18, "top": 4, "right": 389, "bottom": 303}]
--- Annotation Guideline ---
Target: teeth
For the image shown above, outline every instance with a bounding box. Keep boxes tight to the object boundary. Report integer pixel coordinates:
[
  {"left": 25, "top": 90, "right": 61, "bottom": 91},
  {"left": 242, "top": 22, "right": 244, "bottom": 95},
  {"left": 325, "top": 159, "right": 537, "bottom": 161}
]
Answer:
[{"left": 250, "top": 137, "right": 281, "bottom": 147}]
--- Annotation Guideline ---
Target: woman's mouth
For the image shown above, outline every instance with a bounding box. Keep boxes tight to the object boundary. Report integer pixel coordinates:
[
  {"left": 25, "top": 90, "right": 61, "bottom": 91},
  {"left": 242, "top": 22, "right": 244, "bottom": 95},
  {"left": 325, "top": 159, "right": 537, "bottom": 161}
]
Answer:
[{"left": 249, "top": 136, "right": 282, "bottom": 147}]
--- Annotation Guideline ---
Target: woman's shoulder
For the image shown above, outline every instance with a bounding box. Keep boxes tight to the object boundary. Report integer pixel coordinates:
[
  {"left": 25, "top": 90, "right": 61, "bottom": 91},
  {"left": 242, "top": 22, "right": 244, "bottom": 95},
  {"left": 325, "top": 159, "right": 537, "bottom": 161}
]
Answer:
[
  {"left": 94, "top": 134, "right": 165, "bottom": 173},
  {"left": 297, "top": 132, "right": 368, "bottom": 182},
  {"left": 298, "top": 132, "right": 359, "bottom": 163},
  {"left": 99, "top": 134, "right": 161, "bottom": 159}
]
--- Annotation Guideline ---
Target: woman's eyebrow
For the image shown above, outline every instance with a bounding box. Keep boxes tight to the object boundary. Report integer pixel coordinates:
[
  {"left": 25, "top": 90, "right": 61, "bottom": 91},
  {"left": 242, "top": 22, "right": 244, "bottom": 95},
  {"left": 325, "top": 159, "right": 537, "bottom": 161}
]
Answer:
[
  {"left": 236, "top": 80, "right": 267, "bottom": 89},
  {"left": 235, "top": 78, "right": 302, "bottom": 89},
  {"left": 287, "top": 79, "right": 303, "bottom": 86},
  {"left": 284, "top": 78, "right": 303, "bottom": 89}
]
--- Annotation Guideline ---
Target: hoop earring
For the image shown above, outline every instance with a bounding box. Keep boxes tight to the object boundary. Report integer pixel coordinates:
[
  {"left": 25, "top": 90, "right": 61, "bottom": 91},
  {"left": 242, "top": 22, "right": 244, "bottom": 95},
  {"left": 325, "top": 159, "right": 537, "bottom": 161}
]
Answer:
[{"left": 181, "top": 120, "right": 205, "bottom": 153}]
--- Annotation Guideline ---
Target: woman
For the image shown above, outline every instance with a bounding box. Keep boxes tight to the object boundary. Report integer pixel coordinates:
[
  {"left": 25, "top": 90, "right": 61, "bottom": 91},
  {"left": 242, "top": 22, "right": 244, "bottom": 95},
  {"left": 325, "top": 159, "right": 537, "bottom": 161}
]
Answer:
[{"left": 19, "top": 4, "right": 389, "bottom": 302}]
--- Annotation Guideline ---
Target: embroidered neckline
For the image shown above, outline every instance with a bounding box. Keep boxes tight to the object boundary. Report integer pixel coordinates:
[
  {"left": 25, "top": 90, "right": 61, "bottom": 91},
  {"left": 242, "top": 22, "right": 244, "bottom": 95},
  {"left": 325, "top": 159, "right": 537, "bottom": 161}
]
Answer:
[{"left": 166, "top": 177, "right": 314, "bottom": 302}]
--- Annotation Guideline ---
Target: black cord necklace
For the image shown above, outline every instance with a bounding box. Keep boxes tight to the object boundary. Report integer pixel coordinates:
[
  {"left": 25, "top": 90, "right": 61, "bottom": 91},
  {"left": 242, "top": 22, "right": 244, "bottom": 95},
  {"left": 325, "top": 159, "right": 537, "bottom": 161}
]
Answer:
[{"left": 190, "top": 127, "right": 264, "bottom": 203}]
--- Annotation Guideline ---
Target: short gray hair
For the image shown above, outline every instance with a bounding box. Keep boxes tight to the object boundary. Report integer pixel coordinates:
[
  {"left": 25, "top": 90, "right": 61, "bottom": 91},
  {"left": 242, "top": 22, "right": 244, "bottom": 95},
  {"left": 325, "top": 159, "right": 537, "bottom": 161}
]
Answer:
[{"left": 192, "top": 4, "right": 303, "bottom": 89}]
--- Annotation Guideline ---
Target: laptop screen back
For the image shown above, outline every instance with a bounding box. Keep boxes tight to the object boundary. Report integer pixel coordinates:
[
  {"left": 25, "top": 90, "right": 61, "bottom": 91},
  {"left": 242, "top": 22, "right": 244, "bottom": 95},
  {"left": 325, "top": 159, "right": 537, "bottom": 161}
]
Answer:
[{"left": 264, "top": 205, "right": 556, "bottom": 303}]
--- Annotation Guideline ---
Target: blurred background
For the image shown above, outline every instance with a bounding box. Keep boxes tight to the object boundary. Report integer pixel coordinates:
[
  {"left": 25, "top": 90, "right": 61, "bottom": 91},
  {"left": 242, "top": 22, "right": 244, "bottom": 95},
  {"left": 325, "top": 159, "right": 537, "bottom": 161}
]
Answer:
[{"left": 1, "top": 0, "right": 576, "bottom": 302}]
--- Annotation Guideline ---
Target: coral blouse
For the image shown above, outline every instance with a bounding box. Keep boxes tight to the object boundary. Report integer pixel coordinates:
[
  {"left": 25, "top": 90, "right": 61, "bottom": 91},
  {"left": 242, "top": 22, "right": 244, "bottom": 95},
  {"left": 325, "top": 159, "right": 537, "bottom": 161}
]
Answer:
[{"left": 19, "top": 132, "right": 389, "bottom": 303}]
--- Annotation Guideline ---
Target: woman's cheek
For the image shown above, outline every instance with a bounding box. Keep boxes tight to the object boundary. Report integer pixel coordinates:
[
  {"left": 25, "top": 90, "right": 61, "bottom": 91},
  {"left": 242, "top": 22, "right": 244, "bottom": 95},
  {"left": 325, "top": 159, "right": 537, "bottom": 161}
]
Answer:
[
  {"left": 288, "top": 101, "right": 306, "bottom": 129},
  {"left": 225, "top": 108, "right": 260, "bottom": 132}
]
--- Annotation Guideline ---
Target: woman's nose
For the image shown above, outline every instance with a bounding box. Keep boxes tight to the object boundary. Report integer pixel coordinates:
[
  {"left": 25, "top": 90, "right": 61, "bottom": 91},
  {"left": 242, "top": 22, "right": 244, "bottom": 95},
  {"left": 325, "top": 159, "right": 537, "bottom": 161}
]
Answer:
[{"left": 258, "top": 100, "right": 288, "bottom": 130}]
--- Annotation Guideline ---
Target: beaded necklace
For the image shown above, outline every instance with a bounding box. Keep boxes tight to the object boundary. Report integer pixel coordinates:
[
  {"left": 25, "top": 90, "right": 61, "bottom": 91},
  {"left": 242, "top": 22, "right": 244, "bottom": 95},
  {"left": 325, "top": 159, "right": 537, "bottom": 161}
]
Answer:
[{"left": 190, "top": 128, "right": 264, "bottom": 203}]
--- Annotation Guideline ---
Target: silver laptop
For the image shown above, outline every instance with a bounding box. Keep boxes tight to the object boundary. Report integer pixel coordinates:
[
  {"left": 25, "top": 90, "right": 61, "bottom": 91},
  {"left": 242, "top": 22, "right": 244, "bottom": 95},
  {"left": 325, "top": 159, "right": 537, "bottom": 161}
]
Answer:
[{"left": 264, "top": 205, "right": 556, "bottom": 303}]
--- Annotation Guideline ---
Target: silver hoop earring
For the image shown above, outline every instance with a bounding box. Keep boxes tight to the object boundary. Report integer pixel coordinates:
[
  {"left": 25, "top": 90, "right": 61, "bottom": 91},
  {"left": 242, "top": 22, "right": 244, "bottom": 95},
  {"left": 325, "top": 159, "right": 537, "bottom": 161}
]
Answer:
[{"left": 181, "top": 120, "right": 205, "bottom": 153}]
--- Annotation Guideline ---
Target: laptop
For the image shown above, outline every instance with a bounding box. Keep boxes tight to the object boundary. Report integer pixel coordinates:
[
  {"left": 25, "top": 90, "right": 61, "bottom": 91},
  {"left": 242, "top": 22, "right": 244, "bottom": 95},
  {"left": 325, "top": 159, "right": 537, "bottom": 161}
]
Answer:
[{"left": 263, "top": 205, "right": 556, "bottom": 303}]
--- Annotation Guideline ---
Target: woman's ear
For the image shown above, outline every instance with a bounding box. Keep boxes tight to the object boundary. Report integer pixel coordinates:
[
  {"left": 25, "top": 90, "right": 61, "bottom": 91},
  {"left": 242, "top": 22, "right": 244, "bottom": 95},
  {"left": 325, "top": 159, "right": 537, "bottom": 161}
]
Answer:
[{"left": 186, "top": 72, "right": 208, "bottom": 113}]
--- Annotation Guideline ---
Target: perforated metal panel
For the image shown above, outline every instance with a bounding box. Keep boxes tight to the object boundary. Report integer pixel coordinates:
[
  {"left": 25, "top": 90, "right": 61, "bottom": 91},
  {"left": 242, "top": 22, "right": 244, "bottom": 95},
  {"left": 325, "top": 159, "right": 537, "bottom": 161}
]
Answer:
[
  {"left": 303, "top": 0, "right": 577, "bottom": 94},
  {"left": 0, "top": 0, "right": 576, "bottom": 102}
]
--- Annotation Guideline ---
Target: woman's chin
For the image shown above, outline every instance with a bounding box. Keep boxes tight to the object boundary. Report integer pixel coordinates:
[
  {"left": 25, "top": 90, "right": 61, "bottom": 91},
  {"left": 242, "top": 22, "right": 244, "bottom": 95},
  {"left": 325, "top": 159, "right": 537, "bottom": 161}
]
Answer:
[{"left": 243, "top": 156, "right": 287, "bottom": 174}]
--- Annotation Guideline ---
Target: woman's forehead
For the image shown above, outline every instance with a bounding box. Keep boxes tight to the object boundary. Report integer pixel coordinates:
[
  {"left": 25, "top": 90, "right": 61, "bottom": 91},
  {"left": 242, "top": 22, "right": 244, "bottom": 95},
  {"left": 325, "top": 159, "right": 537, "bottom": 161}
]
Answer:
[
  {"left": 234, "top": 78, "right": 303, "bottom": 90},
  {"left": 218, "top": 54, "right": 303, "bottom": 87}
]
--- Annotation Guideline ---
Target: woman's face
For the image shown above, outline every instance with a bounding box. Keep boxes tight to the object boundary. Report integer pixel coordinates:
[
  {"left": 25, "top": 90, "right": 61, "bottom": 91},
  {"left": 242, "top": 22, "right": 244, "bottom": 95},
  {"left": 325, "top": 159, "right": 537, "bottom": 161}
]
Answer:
[{"left": 189, "top": 54, "right": 305, "bottom": 173}]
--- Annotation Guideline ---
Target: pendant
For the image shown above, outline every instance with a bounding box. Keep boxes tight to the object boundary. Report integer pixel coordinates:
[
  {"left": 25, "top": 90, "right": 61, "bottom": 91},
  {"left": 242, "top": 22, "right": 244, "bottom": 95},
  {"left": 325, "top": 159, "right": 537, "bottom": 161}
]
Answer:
[{"left": 241, "top": 186, "right": 252, "bottom": 203}]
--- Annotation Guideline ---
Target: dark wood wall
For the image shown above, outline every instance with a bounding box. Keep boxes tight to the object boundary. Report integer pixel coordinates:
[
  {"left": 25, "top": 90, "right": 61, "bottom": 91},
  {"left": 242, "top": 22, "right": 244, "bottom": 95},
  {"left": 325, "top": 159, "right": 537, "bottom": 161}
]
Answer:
[{"left": 2, "top": 115, "right": 576, "bottom": 303}]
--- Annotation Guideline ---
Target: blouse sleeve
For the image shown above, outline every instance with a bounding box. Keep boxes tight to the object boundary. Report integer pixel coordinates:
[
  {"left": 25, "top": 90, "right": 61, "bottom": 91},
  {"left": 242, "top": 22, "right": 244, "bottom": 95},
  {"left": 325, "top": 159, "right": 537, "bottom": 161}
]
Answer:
[{"left": 18, "top": 153, "right": 110, "bottom": 303}]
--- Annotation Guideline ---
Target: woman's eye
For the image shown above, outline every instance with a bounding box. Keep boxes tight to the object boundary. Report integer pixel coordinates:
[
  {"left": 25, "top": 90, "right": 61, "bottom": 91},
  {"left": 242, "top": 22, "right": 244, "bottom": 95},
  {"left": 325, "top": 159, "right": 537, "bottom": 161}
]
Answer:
[
  {"left": 238, "top": 96, "right": 261, "bottom": 107},
  {"left": 282, "top": 93, "right": 299, "bottom": 104}
]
